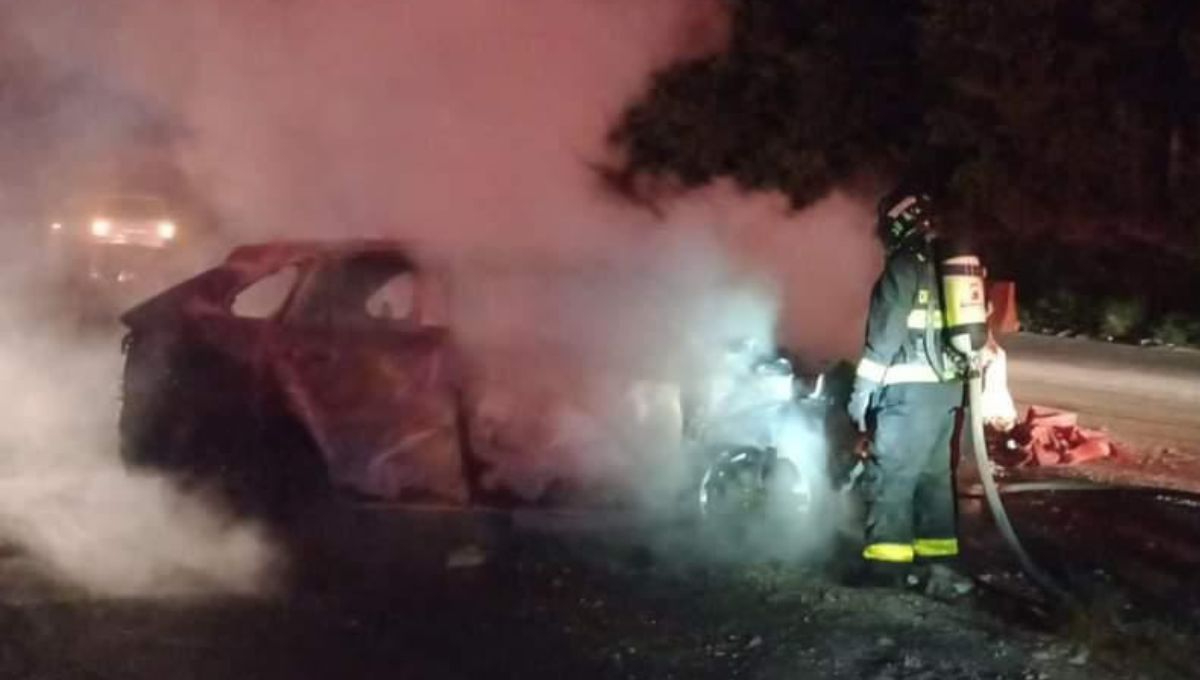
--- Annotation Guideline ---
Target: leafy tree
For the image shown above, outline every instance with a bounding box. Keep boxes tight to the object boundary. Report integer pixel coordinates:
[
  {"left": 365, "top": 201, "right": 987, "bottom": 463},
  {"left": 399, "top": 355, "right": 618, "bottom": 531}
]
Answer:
[
  {"left": 610, "top": 0, "right": 1200, "bottom": 250},
  {"left": 607, "top": 0, "right": 921, "bottom": 208},
  {"left": 921, "top": 0, "right": 1199, "bottom": 239},
  {"left": 609, "top": 0, "right": 1200, "bottom": 332}
]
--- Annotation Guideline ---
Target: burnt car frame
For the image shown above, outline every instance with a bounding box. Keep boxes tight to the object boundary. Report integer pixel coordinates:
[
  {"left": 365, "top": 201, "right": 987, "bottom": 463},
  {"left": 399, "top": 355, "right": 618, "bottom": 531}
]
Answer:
[{"left": 119, "top": 240, "right": 838, "bottom": 520}]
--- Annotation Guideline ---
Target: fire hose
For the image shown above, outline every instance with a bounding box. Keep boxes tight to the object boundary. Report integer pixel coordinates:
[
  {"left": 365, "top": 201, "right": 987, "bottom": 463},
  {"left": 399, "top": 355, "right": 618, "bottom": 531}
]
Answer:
[
  {"left": 963, "top": 363, "right": 1077, "bottom": 607},
  {"left": 939, "top": 244, "right": 1081, "bottom": 608},
  {"left": 964, "top": 480, "right": 1200, "bottom": 502}
]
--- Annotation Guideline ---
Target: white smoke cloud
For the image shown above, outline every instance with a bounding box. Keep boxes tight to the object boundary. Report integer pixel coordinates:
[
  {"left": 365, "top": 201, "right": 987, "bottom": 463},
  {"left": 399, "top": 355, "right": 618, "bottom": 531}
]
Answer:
[
  {"left": 0, "top": 260, "right": 276, "bottom": 597},
  {"left": 0, "top": 0, "right": 882, "bottom": 581}
]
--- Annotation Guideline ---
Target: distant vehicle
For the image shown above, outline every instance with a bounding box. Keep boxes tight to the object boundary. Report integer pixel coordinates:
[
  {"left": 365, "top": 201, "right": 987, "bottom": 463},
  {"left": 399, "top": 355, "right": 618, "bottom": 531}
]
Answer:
[
  {"left": 118, "top": 240, "right": 839, "bottom": 522},
  {"left": 44, "top": 193, "right": 185, "bottom": 320},
  {"left": 48, "top": 193, "right": 180, "bottom": 251}
]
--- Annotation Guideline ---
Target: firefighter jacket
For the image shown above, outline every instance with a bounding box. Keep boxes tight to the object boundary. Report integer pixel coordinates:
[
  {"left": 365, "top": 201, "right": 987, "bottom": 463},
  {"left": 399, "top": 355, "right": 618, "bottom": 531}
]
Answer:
[{"left": 852, "top": 241, "right": 962, "bottom": 416}]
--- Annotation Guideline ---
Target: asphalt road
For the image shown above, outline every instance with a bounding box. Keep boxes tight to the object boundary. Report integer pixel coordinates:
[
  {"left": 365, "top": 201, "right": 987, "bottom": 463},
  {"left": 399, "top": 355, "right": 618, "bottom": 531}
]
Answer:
[{"left": 1004, "top": 333, "right": 1200, "bottom": 448}]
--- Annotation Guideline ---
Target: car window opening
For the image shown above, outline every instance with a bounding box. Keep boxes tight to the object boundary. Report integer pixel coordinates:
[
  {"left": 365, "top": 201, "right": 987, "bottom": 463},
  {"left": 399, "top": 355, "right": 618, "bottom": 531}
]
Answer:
[
  {"left": 232, "top": 265, "right": 301, "bottom": 319},
  {"left": 287, "top": 252, "right": 419, "bottom": 327}
]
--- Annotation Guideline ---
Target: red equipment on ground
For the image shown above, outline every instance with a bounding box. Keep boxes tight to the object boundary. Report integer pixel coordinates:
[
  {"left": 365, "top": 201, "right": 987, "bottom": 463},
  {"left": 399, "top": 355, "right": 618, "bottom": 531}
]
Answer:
[{"left": 992, "top": 406, "right": 1116, "bottom": 467}]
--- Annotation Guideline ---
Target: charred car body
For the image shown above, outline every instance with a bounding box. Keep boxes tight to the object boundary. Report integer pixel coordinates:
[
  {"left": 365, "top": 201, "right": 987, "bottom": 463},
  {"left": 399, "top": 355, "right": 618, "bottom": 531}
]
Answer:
[{"left": 119, "top": 240, "right": 844, "bottom": 522}]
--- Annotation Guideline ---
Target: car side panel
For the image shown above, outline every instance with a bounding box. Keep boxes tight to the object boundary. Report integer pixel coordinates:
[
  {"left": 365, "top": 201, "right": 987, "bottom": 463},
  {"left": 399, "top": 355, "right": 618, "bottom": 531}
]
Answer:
[
  {"left": 121, "top": 256, "right": 316, "bottom": 484},
  {"left": 270, "top": 325, "right": 468, "bottom": 504}
]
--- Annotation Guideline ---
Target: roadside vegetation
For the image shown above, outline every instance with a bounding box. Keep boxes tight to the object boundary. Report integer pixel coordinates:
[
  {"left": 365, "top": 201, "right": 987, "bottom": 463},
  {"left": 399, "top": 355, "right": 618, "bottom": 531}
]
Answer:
[{"left": 606, "top": 0, "right": 1200, "bottom": 348}]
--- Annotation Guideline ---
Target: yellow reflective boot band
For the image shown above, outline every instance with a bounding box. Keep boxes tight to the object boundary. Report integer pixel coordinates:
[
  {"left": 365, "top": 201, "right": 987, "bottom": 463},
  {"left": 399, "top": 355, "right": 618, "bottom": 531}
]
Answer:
[
  {"left": 914, "top": 538, "right": 960, "bottom": 558},
  {"left": 863, "top": 543, "right": 915, "bottom": 563}
]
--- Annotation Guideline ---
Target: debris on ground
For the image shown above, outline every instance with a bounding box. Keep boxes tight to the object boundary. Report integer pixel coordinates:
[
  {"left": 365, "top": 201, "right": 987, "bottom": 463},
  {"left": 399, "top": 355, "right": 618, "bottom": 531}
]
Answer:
[
  {"left": 445, "top": 544, "right": 488, "bottom": 569},
  {"left": 990, "top": 406, "right": 1123, "bottom": 467}
]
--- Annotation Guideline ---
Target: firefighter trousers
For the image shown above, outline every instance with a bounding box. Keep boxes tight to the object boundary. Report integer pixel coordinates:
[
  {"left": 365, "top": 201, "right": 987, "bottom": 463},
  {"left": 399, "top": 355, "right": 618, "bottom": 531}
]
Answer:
[{"left": 861, "top": 381, "right": 963, "bottom": 567}]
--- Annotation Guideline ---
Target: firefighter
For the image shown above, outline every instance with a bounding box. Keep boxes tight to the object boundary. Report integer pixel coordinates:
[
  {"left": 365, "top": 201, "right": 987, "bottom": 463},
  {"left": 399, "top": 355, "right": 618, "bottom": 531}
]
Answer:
[{"left": 847, "top": 191, "right": 970, "bottom": 595}]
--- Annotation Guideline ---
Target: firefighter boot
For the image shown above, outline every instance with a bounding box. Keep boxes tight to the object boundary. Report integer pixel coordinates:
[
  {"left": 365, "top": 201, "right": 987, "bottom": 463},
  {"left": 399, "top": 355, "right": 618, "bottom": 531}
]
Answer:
[
  {"left": 920, "top": 563, "right": 975, "bottom": 601},
  {"left": 842, "top": 559, "right": 923, "bottom": 590}
]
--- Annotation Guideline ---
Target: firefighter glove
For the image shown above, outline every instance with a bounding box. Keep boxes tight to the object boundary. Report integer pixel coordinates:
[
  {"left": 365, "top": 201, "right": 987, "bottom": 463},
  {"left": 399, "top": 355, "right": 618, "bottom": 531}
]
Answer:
[{"left": 847, "top": 380, "right": 875, "bottom": 433}]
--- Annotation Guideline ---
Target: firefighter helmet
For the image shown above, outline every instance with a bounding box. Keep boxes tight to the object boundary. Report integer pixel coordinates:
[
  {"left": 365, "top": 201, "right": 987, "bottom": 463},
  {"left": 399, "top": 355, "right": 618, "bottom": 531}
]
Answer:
[{"left": 878, "top": 192, "right": 936, "bottom": 252}]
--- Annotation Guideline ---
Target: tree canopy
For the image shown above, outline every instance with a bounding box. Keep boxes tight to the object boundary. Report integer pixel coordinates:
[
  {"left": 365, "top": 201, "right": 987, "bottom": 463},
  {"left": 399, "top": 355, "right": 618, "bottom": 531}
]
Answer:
[{"left": 609, "top": 0, "right": 1200, "bottom": 250}]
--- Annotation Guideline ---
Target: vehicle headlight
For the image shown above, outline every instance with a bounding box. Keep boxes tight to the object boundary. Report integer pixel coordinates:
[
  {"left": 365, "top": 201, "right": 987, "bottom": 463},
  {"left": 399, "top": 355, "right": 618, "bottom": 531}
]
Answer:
[
  {"left": 157, "top": 220, "right": 177, "bottom": 240},
  {"left": 90, "top": 218, "right": 112, "bottom": 237}
]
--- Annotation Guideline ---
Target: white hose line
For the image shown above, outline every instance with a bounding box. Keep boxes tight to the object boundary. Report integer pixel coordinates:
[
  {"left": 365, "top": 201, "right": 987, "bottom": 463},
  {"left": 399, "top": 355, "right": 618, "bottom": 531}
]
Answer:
[{"left": 967, "top": 372, "right": 1078, "bottom": 607}]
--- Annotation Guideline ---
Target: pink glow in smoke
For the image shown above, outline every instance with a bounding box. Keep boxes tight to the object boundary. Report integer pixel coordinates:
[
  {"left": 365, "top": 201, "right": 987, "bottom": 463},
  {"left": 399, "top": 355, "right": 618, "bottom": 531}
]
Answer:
[{"left": 17, "top": 0, "right": 878, "bottom": 358}]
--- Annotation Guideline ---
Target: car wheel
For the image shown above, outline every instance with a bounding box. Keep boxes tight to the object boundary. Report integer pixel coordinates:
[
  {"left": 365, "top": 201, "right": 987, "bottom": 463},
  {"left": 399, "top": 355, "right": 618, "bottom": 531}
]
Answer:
[
  {"left": 697, "top": 446, "right": 816, "bottom": 541},
  {"left": 764, "top": 457, "right": 815, "bottom": 519},
  {"left": 698, "top": 447, "right": 772, "bottom": 522}
]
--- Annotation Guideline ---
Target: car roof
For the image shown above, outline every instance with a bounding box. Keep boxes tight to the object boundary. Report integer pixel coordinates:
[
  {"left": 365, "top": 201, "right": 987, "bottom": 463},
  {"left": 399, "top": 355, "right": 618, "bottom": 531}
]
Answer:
[
  {"left": 223, "top": 239, "right": 661, "bottom": 279},
  {"left": 224, "top": 239, "right": 420, "bottom": 272},
  {"left": 67, "top": 192, "right": 168, "bottom": 207}
]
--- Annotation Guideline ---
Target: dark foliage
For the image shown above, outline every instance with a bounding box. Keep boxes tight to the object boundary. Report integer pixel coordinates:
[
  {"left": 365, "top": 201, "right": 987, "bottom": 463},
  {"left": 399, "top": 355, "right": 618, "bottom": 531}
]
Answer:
[
  {"left": 610, "top": 0, "right": 1200, "bottom": 337},
  {"left": 610, "top": 0, "right": 922, "bottom": 207},
  {"left": 610, "top": 0, "right": 1200, "bottom": 249}
]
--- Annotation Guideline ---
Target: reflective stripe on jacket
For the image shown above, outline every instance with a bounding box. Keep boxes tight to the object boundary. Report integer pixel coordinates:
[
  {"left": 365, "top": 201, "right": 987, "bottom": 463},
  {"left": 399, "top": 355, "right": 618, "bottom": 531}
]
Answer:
[{"left": 855, "top": 244, "right": 960, "bottom": 388}]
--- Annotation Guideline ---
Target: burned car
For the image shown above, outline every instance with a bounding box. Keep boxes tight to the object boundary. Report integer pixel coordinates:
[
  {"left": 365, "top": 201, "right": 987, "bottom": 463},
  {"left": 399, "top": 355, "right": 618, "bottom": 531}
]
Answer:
[{"left": 119, "top": 240, "right": 840, "bottom": 520}]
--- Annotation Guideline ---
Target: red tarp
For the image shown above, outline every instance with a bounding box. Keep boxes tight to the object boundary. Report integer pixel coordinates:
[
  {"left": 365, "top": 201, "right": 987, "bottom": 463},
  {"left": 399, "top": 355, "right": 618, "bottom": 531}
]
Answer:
[{"left": 990, "top": 406, "right": 1116, "bottom": 467}]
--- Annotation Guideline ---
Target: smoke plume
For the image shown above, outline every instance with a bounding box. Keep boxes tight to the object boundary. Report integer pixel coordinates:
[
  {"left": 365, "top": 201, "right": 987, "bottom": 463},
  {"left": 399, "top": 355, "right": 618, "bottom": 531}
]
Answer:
[
  {"left": 0, "top": 0, "right": 883, "bottom": 579},
  {"left": 0, "top": 259, "right": 276, "bottom": 597}
]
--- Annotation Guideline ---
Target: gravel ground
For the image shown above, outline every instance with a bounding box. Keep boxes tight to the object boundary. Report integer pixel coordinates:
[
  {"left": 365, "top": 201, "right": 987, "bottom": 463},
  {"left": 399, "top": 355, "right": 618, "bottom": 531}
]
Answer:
[{"left": 2, "top": 503, "right": 1196, "bottom": 680}]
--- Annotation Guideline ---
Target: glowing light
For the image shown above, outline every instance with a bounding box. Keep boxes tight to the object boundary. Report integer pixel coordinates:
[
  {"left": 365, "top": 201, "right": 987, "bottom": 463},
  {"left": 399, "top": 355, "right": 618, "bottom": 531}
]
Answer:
[
  {"left": 50, "top": 222, "right": 63, "bottom": 231},
  {"left": 157, "top": 220, "right": 177, "bottom": 240},
  {"left": 90, "top": 218, "right": 112, "bottom": 237}
]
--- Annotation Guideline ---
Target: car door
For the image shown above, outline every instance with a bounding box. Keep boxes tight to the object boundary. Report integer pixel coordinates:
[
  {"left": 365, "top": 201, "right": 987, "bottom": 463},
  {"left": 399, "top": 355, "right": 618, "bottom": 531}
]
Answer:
[
  {"left": 269, "top": 250, "right": 467, "bottom": 504},
  {"left": 120, "top": 257, "right": 307, "bottom": 473}
]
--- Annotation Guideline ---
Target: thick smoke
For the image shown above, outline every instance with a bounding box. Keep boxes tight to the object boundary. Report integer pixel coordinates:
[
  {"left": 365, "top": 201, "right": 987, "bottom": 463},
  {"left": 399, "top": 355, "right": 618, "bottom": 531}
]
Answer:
[
  {"left": 0, "top": 259, "right": 276, "bottom": 597},
  {"left": 0, "top": 5, "right": 282, "bottom": 597},
  {"left": 9, "top": 0, "right": 878, "bottom": 352},
  {"left": 1, "top": 0, "right": 882, "bottom": 576}
]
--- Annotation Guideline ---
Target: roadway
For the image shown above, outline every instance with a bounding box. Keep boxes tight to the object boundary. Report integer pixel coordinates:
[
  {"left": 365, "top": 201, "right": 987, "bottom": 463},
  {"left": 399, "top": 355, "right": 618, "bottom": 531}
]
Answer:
[{"left": 1005, "top": 333, "right": 1200, "bottom": 448}]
